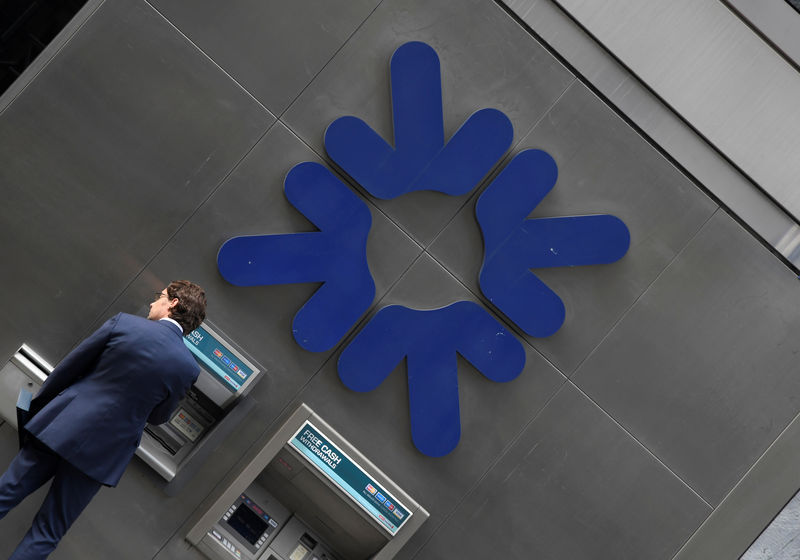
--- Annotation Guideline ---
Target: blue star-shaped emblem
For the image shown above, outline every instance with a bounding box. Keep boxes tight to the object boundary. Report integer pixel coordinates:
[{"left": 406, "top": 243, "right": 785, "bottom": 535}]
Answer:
[{"left": 217, "top": 42, "right": 630, "bottom": 457}]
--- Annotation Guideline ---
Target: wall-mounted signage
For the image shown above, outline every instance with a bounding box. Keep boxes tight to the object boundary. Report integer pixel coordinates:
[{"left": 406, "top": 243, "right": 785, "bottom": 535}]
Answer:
[
  {"left": 219, "top": 41, "right": 630, "bottom": 458},
  {"left": 184, "top": 324, "right": 256, "bottom": 394},
  {"left": 289, "top": 421, "right": 412, "bottom": 535}
]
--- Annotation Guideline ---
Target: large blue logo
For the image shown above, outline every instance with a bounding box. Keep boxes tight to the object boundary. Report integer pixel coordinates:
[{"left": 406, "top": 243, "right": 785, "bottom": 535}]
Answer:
[{"left": 218, "top": 42, "right": 630, "bottom": 457}]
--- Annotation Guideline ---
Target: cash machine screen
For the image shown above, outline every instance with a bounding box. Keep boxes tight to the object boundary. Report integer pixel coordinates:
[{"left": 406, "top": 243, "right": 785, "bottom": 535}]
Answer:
[
  {"left": 228, "top": 505, "right": 268, "bottom": 546},
  {"left": 183, "top": 326, "right": 255, "bottom": 393}
]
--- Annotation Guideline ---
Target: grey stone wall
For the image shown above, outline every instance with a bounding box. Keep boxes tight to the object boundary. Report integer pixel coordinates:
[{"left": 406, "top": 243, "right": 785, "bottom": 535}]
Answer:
[{"left": 1, "top": 1, "right": 798, "bottom": 559}]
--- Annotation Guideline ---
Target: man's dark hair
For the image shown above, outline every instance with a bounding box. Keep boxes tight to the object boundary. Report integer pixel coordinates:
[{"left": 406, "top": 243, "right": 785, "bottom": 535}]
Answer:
[{"left": 166, "top": 280, "right": 206, "bottom": 334}]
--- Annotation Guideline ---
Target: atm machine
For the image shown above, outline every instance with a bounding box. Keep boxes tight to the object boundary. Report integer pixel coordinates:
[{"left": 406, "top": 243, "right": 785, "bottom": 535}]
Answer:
[
  {"left": 187, "top": 404, "right": 429, "bottom": 560},
  {"left": 0, "top": 319, "right": 264, "bottom": 490},
  {"left": 137, "top": 321, "right": 265, "bottom": 484}
]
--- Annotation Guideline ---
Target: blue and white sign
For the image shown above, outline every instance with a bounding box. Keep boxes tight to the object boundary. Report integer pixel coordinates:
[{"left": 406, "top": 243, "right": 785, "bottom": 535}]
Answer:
[
  {"left": 184, "top": 324, "right": 258, "bottom": 394},
  {"left": 289, "top": 422, "right": 412, "bottom": 535}
]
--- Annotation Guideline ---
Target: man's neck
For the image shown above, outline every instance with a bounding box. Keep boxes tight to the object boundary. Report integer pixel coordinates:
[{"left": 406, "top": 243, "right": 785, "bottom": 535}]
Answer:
[{"left": 159, "top": 316, "right": 183, "bottom": 333}]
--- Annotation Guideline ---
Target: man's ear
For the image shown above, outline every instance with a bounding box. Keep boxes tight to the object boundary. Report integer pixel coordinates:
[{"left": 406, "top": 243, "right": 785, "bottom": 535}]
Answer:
[{"left": 168, "top": 298, "right": 179, "bottom": 311}]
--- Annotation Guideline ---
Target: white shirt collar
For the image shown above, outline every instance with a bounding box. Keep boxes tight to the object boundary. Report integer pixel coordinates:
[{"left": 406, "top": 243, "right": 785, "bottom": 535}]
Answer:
[{"left": 159, "top": 317, "right": 183, "bottom": 334}]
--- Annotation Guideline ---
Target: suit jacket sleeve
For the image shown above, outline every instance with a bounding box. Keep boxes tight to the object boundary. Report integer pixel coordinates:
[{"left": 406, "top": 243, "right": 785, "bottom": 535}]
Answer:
[
  {"left": 146, "top": 367, "right": 199, "bottom": 425},
  {"left": 30, "top": 313, "right": 120, "bottom": 416}
]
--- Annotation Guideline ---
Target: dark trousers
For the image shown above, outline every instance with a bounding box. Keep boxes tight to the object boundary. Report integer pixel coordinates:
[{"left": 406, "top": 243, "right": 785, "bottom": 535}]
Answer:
[{"left": 0, "top": 439, "right": 102, "bottom": 560}]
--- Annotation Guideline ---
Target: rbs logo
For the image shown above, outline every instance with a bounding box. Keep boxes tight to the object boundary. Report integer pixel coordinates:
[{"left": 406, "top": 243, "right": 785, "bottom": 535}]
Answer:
[{"left": 218, "top": 42, "right": 630, "bottom": 457}]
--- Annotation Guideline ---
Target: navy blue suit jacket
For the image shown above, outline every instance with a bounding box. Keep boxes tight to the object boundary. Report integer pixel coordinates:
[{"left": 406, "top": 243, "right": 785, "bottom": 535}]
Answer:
[{"left": 24, "top": 313, "right": 199, "bottom": 486}]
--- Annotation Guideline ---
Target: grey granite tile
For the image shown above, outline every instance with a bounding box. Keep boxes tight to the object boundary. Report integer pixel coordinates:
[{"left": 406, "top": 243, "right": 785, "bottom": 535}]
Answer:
[
  {"left": 0, "top": 0, "right": 272, "bottom": 364},
  {"left": 574, "top": 210, "right": 800, "bottom": 505},
  {"left": 415, "top": 383, "right": 711, "bottom": 560},
  {"left": 148, "top": 0, "right": 381, "bottom": 115}
]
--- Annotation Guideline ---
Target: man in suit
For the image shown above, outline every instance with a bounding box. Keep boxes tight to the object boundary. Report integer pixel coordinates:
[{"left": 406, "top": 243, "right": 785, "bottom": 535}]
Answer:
[{"left": 0, "top": 280, "right": 206, "bottom": 559}]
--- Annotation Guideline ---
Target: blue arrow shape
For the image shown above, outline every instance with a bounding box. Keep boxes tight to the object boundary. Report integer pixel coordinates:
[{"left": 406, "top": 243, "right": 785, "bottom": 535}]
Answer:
[
  {"left": 338, "top": 302, "right": 525, "bottom": 457},
  {"left": 218, "top": 161, "right": 375, "bottom": 352},
  {"left": 476, "top": 150, "right": 630, "bottom": 337},
  {"left": 324, "top": 41, "right": 513, "bottom": 199}
]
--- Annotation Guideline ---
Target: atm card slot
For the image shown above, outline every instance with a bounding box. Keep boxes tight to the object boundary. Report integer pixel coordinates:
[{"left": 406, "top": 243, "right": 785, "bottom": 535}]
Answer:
[{"left": 185, "top": 386, "right": 225, "bottom": 422}]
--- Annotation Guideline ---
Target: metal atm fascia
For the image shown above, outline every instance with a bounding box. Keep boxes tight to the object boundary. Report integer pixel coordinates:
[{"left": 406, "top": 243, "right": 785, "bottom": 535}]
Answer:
[
  {"left": 186, "top": 404, "right": 429, "bottom": 560},
  {"left": 137, "top": 320, "right": 265, "bottom": 486},
  {"left": 0, "top": 344, "right": 53, "bottom": 428}
]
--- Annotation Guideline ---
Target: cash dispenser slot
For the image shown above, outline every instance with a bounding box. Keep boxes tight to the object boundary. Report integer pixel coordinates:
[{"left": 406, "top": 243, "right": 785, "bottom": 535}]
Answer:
[{"left": 186, "top": 404, "right": 429, "bottom": 560}]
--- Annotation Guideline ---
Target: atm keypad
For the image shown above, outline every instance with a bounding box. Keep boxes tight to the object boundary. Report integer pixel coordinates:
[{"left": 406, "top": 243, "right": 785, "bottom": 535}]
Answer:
[{"left": 208, "top": 529, "right": 243, "bottom": 558}]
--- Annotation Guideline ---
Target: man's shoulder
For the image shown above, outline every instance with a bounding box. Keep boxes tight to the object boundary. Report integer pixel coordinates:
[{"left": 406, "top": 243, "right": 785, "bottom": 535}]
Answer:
[
  {"left": 115, "top": 313, "right": 177, "bottom": 334},
  {"left": 115, "top": 312, "right": 146, "bottom": 326},
  {"left": 115, "top": 314, "right": 196, "bottom": 372}
]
